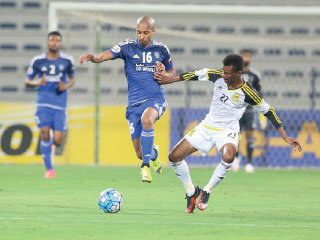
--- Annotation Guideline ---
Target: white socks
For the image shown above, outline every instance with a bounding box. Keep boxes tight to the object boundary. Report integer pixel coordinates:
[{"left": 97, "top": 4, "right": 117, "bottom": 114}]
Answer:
[
  {"left": 170, "top": 160, "right": 195, "bottom": 196},
  {"left": 203, "top": 160, "right": 233, "bottom": 193}
]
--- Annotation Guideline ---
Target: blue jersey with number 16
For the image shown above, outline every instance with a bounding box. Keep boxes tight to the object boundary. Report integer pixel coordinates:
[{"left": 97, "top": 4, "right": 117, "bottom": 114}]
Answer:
[
  {"left": 26, "top": 52, "right": 75, "bottom": 110},
  {"left": 109, "top": 39, "right": 173, "bottom": 106}
]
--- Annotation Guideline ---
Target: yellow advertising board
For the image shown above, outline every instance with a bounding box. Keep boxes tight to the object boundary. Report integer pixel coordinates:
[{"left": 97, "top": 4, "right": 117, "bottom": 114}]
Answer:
[{"left": 0, "top": 103, "right": 170, "bottom": 166}]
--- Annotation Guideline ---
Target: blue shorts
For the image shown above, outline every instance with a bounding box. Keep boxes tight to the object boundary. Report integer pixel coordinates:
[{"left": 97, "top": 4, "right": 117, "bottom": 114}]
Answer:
[
  {"left": 35, "top": 107, "right": 67, "bottom": 131},
  {"left": 126, "top": 99, "right": 167, "bottom": 140}
]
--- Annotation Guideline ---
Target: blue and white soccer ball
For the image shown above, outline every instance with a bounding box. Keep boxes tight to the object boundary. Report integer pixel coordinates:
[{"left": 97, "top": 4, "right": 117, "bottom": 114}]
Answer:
[{"left": 98, "top": 188, "right": 123, "bottom": 213}]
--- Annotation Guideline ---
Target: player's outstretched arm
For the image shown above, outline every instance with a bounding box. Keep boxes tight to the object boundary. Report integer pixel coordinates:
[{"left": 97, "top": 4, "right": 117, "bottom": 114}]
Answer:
[
  {"left": 79, "top": 51, "right": 114, "bottom": 64},
  {"left": 277, "top": 127, "right": 302, "bottom": 152},
  {"left": 25, "top": 74, "right": 46, "bottom": 88}
]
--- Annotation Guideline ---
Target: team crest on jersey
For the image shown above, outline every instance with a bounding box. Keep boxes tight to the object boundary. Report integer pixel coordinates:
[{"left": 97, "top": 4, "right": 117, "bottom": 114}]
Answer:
[
  {"left": 41, "top": 66, "right": 47, "bottom": 72},
  {"left": 232, "top": 93, "right": 240, "bottom": 102},
  {"left": 111, "top": 44, "right": 121, "bottom": 53},
  {"left": 59, "top": 64, "right": 65, "bottom": 71},
  {"left": 154, "top": 51, "right": 160, "bottom": 58}
]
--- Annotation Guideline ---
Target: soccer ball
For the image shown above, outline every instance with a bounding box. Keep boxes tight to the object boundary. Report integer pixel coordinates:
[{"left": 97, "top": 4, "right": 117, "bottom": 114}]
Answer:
[{"left": 98, "top": 188, "right": 123, "bottom": 213}]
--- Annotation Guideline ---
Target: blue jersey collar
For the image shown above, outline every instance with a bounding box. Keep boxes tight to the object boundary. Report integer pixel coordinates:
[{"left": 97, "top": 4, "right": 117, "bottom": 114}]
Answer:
[{"left": 46, "top": 52, "right": 60, "bottom": 61}]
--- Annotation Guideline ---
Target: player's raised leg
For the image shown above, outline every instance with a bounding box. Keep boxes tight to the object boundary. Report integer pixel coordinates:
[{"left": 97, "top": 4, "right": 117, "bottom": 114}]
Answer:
[
  {"left": 169, "top": 139, "right": 200, "bottom": 213},
  {"left": 198, "top": 143, "right": 236, "bottom": 210}
]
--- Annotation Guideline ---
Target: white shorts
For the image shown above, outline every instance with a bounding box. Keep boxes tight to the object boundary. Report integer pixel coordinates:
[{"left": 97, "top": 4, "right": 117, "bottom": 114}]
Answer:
[{"left": 185, "top": 124, "right": 240, "bottom": 156}]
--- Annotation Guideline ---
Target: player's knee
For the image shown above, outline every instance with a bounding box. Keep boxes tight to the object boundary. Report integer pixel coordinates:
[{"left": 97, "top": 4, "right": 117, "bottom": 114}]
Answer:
[
  {"left": 40, "top": 132, "right": 50, "bottom": 141},
  {"left": 141, "top": 118, "right": 154, "bottom": 129},
  {"left": 168, "top": 151, "right": 179, "bottom": 163},
  {"left": 223, "top": 152, "right": 235, "bottom": 164}
]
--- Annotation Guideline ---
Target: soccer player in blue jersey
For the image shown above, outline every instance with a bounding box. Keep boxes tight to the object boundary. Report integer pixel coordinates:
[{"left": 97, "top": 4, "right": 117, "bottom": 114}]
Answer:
[
  {"left": 25, "top": 31, "right": 75, "bottom": 178},
  {"left": 80, "top": 16, "right": 175, "bottom": 183}
]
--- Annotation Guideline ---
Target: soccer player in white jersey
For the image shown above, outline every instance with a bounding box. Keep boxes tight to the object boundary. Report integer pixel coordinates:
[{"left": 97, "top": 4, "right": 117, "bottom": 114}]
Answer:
[
  {"left": 80, "top": 16, "right": 176, "bottom": 182},
  {"left": 154, "top": 54, "right": 302, "bottom": 213},
  {"left": 25, "top": 31, "right": 75, "bottom": 178}
]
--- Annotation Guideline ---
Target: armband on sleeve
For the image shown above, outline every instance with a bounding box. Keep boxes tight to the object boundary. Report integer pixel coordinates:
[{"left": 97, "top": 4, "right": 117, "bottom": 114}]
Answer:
[
  {"left": 264, "top": 107, "right": 283, "bottom": 129},
  {"left": 179, "top": 71, "right": 198, "bottom": 81}
]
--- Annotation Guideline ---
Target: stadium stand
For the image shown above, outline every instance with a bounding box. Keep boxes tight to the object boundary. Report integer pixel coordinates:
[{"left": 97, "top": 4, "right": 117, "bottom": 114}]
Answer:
[{"left": 0, "top": 0, "right": 319, "bottom": 111}]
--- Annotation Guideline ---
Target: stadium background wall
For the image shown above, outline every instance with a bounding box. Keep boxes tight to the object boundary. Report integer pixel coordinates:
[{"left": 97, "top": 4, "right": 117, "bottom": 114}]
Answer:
[
  {"left": 170, "top": 108, "right": 320, "bottom": 167},
  {"left": 0, "top": 103, "right": 170, "bottom": 166},
  {"left": 1, "top": 103, "right": 319, "bottom": 168}
]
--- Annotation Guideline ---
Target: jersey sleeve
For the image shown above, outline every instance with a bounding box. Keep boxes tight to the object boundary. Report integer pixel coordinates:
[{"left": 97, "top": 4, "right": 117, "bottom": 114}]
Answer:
[
  {"left": 179, "top": 68, "right": 222, "bottom": 82},
  {"left": 26, "top": 57, "right": 39, "bottom": 80},
  {"left": 161, "top": 45, "right": 173, "bottom": 71},
  {"left": 67, "top": 56, "right": 75, "bottom": 77},
  {"left": 108, "top": 42, "right": 125, "bottom": 60},
  {"left": 242, "top": 82, "right": 282, "bottom": 129}
]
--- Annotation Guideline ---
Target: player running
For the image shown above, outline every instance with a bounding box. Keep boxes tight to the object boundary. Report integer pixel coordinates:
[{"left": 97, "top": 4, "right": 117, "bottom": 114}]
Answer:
[
  {"left": 79, "top": 16, "right": 176, "bottom": 183},
  {"left": 154, "top": 54, "right": 302, "bottom": 213},
  {"left": 25, "top": 31, "right": 75, "bottom": 178}
]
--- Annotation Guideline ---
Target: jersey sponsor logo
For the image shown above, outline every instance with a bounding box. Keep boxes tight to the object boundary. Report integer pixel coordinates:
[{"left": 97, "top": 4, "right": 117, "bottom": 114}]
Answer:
[
  {"left": 135, "top": 64, "right": 156, "bottom": 72},
  {"left": 111, "top": 44, "right": 121, "bottom": 53},
  {"left": 41, "top": 66, "right": 48, "bottom": 72},
  {"left": 133, "top": 54, "right": 140, "bottom": 59},
  {"left": 232, "top": 93, "right": 240, "bottom": 102},
  {"left": 45, "top": 75, "right": 61, "bottom": 82}
]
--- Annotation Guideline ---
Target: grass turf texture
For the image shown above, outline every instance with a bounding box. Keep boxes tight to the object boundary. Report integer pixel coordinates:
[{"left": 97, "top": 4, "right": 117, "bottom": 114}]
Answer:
[{"left": 0, "top": 165, "right": 319, "bottom": 240}]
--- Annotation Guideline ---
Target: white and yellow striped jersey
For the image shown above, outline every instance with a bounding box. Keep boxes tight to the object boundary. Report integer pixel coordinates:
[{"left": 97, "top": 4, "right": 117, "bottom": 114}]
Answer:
[{"left": 180, "top": 68, "right": 282, "bottom": 132}]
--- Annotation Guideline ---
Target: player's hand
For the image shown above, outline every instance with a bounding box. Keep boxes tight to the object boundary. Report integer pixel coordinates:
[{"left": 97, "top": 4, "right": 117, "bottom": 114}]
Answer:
[
  {"left": 79, "top": 54, "right": 93, "bottom": 64},
  {"left": 57, "top": 81, "right": 68, "bottom": 91},
  {"left": 285, "top": 137, "right": 302, "bottom": 152},
  {"left": 154, "top": 71, "right": 172, "bottom": 85},
  {"left": 38, "top": 74, "right": 46, "bottom": 86},
  {"left": 156, "top": 61, "right": 165, "bottom": 73}
]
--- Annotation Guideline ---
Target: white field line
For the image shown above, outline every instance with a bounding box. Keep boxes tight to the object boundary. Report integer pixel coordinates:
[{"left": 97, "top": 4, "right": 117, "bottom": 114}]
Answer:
[{"left": 0, "top": 217, "right": 319, "bottom": 230}]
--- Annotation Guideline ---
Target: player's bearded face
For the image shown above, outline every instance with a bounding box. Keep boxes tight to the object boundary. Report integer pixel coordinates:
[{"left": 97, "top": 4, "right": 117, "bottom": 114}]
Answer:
[
  {"left": 136, "top": 24, "right": 155, "bottom": 47},
  {"left": 47, "top": 35, "right": 62, "bottom": 53}
]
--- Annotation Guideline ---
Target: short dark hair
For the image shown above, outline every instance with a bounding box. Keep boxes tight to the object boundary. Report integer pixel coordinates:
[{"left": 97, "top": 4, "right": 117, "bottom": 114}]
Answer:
[
  {"left": 223, "top": 54, "right": 243, "bottom": 72},
  {"left": 239, "top": 48, "right": 252, "bottom": 55},
  {"left": 48, "top": 31, "right": 62, "bottom": 39}
]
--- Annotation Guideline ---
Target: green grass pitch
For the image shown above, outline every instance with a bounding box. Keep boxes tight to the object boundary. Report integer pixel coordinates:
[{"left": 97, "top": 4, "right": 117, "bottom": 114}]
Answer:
[{"left": 0, "top": 165, "right": 319, "bottom": 240}]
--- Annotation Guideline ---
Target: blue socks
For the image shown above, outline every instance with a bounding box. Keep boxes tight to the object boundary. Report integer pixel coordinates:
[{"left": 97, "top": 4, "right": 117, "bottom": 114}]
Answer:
[
  {"left": 140, "top": 129, "right": 155, "bottom": 164},
  {"left": 40, "top": 138, "right": 53, "bottom": 170}
]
